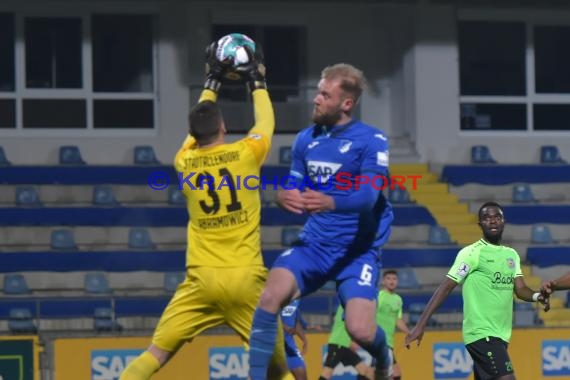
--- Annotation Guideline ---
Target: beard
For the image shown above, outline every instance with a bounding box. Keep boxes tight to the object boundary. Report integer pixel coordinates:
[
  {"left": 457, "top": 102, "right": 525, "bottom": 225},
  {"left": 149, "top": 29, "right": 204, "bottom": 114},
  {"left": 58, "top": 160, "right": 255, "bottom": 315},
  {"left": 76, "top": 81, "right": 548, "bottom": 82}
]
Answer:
[{"left": 312, "top": 108, "right": 343, "bottom": 127}]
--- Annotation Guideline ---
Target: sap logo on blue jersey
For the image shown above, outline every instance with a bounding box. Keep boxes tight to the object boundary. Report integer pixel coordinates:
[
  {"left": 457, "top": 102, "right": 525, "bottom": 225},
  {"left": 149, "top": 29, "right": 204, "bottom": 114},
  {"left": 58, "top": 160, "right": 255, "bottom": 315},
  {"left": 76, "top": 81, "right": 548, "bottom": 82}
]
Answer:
[
  {"left": 433, "top": 343, "right": 473, "bottom": 379},
  {"left": 91, "top": 349, "right": 144, "bottom": 380},
  {"left": 542, "top": 340, "right": 570, "bottom": 376},
  {"left": 209, "top": 347, "right": 249, "bottom": 379},
  {"left": 307, "top": 161, "right": 342, "bottom": 183},
  {"left": 321, "top": 345, "right": 372, "bottom": 379}
]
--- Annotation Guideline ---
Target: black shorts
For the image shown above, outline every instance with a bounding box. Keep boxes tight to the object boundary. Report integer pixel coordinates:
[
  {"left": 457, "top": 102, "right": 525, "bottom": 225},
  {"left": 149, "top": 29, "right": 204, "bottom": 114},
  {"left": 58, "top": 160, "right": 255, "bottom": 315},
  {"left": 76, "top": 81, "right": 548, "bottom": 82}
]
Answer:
[
  {"left": 324, "top": 344, "right": 362, "bottom": 368},
  {"left": 466, "top": 337, "right": 514, "bottom": 380}
]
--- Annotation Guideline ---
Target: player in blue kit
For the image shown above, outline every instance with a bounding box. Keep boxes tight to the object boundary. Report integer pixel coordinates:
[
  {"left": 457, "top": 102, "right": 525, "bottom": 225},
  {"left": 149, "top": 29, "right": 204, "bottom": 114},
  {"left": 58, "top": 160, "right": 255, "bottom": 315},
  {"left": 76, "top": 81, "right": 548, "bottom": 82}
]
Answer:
[
  {"left": 281, "top": 299, "right": 308, "bottom": 380},
  {"left": 249, "top": 63, "right": 394, "bottom": 380}
]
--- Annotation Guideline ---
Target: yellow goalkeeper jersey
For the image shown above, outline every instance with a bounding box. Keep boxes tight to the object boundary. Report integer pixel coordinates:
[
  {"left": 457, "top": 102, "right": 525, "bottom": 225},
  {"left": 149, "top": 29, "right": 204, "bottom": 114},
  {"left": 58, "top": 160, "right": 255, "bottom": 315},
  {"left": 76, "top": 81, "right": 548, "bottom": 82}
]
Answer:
[{"left": 174, "top": 89, "right": 274, "bottom": 267}]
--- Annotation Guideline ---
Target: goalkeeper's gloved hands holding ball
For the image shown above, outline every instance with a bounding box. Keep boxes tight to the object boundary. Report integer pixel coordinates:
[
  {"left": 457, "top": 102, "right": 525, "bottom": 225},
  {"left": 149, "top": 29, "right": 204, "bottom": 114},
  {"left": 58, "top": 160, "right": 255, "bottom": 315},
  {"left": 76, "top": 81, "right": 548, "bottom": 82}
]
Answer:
[
  {"left": 204, "top": 41, "right": 230, "bottom": 92},
  {"left": 234, "top": 44, "right": 267, "bottom": 92}
]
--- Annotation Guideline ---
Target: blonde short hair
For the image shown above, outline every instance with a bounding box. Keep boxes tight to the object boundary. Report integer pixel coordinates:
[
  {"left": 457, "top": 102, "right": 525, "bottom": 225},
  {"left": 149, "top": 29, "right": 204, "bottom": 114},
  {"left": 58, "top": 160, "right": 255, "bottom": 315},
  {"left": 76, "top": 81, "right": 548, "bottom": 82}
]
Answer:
[{"left": 321, "top": 63, "right": 367, "bottom": 103}]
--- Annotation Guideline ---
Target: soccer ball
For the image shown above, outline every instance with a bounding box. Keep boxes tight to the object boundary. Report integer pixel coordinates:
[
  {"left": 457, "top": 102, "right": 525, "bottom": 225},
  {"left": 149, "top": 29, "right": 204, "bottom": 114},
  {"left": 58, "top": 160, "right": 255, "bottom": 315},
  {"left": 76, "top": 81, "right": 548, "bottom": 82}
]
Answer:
[
  {"left": 216, "top": 33, "right": 255, "bottom": 66},
  {"left": 215, "top": 33, "right": 256, "bottom": 80}
]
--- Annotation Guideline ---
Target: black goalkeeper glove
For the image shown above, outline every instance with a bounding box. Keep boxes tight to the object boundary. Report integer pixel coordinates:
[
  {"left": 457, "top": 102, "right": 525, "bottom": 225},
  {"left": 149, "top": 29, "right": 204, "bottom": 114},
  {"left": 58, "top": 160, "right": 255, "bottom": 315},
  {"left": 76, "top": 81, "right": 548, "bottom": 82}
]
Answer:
[
  {"left": 204, "top": 41, "right": 230, "bottom": 92},
  {"left": 235, "top": 44, "right": 267, "bottom": 92}
]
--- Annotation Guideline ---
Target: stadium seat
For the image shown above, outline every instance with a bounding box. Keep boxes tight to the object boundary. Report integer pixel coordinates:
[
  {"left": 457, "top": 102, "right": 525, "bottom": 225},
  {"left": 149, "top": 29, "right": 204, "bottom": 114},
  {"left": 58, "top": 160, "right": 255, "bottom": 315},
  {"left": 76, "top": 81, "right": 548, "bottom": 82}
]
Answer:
[
  {"left": 396, "top": 268, "right": 421, "bottom": 289},
  {"left": 3, "top": 274, "right": 31, "bottom": 295},
  {"left": 15, "top": 186, "right": 42, "bottom": 206},
  {"left": 92, "top": 185, "right": 119, "bottom": 206},
  {"left": 0, "top": 146, "right": 11, "bottom": 165},
  {"left": 134, "top": 145, "right": 161, "bottom": 165},
  {"left": 50, "top": 229, "right": 77, "bottom": 250},
  {"left": 531, "top": 225, "right": 556, "bottom": 244},
  {"left": 428, "top": 225, "right": 453, "bottom": 245},
  {"left": 540, "top": 145, "right": 567, "bottom": 164},
  {"left": 322, "top": 281, "right": 336, "bottom": 292},
  {"left": 84, "top": 272, "right": 112, "bottom": 294},
  {"left": 8, "top": 308, "right": 37, "bottom": 334},
  {"left": 513, "top": 309, "right": 537, "bottom": 327},
  {"left": 281, "top": 226, "right": 301, "bottom": 246},
  {"left": 164, "top": 272, "right": 185, "bottom": 292},
  {"left": 59, "top": 145, "right": 86, "bottom": 165},
  {"left": 93, "top": 307, "right": 122, "bottom": 332},
  {"left": 279, "top": 146, "right": 292, "bottom": 165},
  {"left": 512, "top": 184, "right": 536, "bottom": 203},
  {"left": 408, "top": 303, "right": 438, "bottom": 326},
  {"left": 128, "top": 228, "right": 156, "bottom": 249},
  {"left": 168, "top": 187, "right": 186, "bottom": 205},
  {"left": 388, "top": 188, "right": 411, "bottom": 204},
  {"left": 470, "top": 145, "right": 497, "bottom": 164}
]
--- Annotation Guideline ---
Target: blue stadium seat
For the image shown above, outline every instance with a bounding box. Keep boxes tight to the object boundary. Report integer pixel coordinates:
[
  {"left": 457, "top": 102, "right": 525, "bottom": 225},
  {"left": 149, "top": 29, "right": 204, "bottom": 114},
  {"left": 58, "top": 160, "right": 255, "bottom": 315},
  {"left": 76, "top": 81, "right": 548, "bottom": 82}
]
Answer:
[
  {"left": 512, "top": 184, "right": 536, "bottom": 203},
  {"left": 15, "top": 186, "right": 42, "bottom": 206},
  {"left": 84, "top": 272, "right": 112, "bottom": 294},
  {"left": 428, "top": 225, "right": 453, "bottom": 245},
  {"left": 281, "top": 226, "right": 301, "bottom": 246},
  {"left": 59, "top": 145, "right": 86, "bottom": 165},
  {"left": 531, "top": 225, "right": 556, "bottom": 244},
  {"left": 397, "top": 268, "right": 421, "bottom": 289},
  {"left": 471, "top": 145, "right": 497, "bottom": 164},
  {"left": 279, "top": 146, "right": 292, "bottom": 165},
  {"left": 93, "top": 307, "right": 122, "bottom": 332},
  {"left": 134, "top": 145, "right": 161, "bottom": 165},
  {"left": 168, "top": 187, "right": 186, "bottom": 205},
  {"left": 8, "top": 308, "right": 37, "bottom": 334},
  {"left": 128, "top": 228, "right": 156, "bottom": 249},
  {"left": 92, "top": 185, "right": 119, "bottom": 206},
  {"left": 50, "top": 229, "right": 77, "bottom": 250},
  {"left": 541, "top": 145, "right": 566, "bottom": 164},
  {"left": 408, "top": 303, "right": 438, "bottom": 326},
  {"left": 3, "top": 274, "right": 31, "bottom": 295},
  {"left": 0, "top": 146, "right": 11, "bottom": 165},
  {"left": 388, "top": 188, "right": 412, "bottom": 204},
  {"left": 164, "top": 272, "right": 185, "bottom": 292},
  {"left": 322, "top": 281, "right": 336, "bottom": 291},
  {"left": 513, "top": 309, "right": 537, "bottom": 327}
]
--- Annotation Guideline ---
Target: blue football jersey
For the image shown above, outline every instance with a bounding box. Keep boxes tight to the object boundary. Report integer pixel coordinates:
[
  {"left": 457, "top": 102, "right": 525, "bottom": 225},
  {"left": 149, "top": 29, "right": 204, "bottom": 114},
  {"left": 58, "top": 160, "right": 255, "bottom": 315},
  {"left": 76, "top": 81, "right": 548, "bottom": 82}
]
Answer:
[
  {"left": 290, "top": 120, "right": 394, "bottom": 249},
  {"left": 281, "top": 299, "right": 301, "bottom": 330}
]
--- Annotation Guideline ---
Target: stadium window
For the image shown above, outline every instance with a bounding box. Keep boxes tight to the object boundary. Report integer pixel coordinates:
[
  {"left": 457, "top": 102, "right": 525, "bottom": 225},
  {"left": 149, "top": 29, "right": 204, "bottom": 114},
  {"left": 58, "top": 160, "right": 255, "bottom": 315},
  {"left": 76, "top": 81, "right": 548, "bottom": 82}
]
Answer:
[
  {"left": 0, "top": 13, "right": 15, "bottom": 93},
  {"left": 0, "top": 12, "right": 157, "bottom": 131},
  {"left": 459, "top": 18, "right": 570, "bottom": 132},
  {"left": 459, "top": 21, "right": 526, "bottom": 96},
  {"left": 460, "top": 103, "right": 526, "bottom": 131},
  {"left": 92, "top": 14, "right": 154, "bottom": 93},
  {"left": 211, "top": 24, "right": 306, "bottom": 103},
  {"left": 0, "top": 13, "right": 15, "bottom": 129},
  {"left": 534, "top": 104, "right": 570, "bottom": 131},
  {"left": 535, "top": 26, "right": 570, "bottom": 94},
  {"left": 25, "top": 17, "right": 82, "bottom": 89}
]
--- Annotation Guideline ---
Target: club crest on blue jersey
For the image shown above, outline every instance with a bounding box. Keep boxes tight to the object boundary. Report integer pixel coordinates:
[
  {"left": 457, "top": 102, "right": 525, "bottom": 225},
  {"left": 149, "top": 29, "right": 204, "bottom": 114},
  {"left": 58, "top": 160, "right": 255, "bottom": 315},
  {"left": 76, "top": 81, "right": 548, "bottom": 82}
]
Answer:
[{"left": 339, "top": 140, "right": 352, "bottom": 154}]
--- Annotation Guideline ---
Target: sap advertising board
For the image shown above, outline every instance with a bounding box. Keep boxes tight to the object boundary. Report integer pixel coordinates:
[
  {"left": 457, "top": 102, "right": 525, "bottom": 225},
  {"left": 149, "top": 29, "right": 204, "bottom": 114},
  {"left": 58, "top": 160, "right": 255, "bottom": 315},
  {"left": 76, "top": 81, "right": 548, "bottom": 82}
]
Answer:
[
  {"left": 542, "top": 340, "right": 570, "bottom": 377},
  {"left": 91, "top": 349, "right": 144, "bottom": 380},
  {"left": 433, "top": 343, "right": 473, "bottom": 379}
]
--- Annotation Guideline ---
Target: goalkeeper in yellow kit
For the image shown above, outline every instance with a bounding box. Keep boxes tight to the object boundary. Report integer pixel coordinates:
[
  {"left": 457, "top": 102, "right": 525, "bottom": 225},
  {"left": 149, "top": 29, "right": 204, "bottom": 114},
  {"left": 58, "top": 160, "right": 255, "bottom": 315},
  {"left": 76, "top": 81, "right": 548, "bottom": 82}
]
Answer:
[{"left": 120, "top": 38, "right": 291, "bottom": 380}]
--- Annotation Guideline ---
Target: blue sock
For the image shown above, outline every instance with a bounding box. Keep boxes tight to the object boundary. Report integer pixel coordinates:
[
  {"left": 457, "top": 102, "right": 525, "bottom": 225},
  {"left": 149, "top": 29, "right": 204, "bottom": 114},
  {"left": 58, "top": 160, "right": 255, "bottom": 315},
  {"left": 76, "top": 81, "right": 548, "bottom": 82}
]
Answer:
[
  {"left": 248, "top": 308, "right": 278, "bottom": 380},
  {"left": 361, "top": 325, "right": 390, "bottom": 370}
]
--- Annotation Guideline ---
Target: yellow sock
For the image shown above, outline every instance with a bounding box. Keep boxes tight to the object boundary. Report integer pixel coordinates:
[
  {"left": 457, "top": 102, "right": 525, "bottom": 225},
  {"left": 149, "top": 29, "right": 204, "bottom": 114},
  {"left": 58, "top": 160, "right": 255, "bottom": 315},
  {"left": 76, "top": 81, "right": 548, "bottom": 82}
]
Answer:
[{"left": 119, "top": 351, "right": 160, "bottom": 380}]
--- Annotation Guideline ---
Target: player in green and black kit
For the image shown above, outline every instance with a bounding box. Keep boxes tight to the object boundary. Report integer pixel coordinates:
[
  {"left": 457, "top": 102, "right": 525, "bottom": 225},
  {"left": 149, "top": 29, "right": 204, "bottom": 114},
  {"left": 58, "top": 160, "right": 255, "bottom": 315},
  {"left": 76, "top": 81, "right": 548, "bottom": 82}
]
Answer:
[
  {"left": 377, "top": 270, "right": 409, "bottom": 379},
  {"left": 319, "top": 304, "right": 374, "bottom": 380},
  {"left": 405, "top": 202, "right": 550, "bottom": 380}
]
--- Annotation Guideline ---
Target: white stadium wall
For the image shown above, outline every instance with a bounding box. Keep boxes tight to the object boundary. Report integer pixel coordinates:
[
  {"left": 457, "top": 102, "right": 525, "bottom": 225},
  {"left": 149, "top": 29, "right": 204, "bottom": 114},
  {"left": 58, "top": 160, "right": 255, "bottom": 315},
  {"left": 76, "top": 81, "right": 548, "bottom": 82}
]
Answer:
[{"left": 2, "top": 2, "right": 570, "bottom": 165}]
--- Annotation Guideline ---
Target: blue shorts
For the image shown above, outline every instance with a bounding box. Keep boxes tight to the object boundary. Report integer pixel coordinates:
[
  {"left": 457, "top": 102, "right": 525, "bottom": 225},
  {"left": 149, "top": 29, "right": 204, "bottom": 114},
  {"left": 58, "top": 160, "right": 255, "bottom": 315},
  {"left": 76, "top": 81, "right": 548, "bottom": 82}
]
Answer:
[
  {"left": 272, "top": 241, "right": 381, "bottom": 304},
  {"left": 284, "top": 333, "right": 305, "bottom": 370}
]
